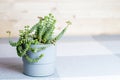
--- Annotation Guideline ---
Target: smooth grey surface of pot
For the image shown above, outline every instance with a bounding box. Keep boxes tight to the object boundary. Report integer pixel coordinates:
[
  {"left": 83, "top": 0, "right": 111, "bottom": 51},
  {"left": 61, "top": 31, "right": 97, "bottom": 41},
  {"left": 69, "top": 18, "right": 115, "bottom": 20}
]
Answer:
[{"left": 22, "top": 44, "right": 56, "bottom": 77}]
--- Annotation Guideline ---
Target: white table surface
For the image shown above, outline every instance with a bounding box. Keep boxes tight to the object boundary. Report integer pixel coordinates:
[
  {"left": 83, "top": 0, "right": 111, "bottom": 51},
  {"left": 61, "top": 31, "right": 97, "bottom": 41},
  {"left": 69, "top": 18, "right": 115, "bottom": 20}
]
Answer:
[
  {"left": 0, "top": 36, "right": 120, "bottom": 80},
  {"left": 1, "top": 55, "right": 120, "bottom": 80}
]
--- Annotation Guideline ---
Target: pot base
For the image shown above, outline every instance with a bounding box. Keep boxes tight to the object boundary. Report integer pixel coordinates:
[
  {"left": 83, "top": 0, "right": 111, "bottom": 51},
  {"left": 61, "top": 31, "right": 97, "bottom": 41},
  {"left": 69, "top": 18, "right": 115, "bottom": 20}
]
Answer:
[{"left": 23, "top": 63, "right": 55, "bottom": 77}]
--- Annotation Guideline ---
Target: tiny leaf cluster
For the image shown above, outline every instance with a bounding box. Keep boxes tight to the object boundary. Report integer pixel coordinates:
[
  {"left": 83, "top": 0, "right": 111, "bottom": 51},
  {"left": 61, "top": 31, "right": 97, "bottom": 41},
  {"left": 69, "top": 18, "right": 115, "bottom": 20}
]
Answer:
[{"left": 7, "top": 13, "right": 71, "bottom": 63}]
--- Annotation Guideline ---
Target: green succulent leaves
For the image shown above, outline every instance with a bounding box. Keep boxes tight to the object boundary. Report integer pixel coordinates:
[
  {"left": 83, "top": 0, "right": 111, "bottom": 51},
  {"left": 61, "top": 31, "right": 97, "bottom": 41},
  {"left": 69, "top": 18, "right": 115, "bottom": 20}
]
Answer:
[{"left": 7, "top": 13, "right": 71, "bottom": 63}]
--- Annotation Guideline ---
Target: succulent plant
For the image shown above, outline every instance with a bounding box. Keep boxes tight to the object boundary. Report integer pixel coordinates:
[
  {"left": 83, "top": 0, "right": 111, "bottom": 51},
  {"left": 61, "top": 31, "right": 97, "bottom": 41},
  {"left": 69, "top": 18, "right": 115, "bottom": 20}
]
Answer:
[{"left": 7, "top": 13, "right": 71, "bottom": 63}]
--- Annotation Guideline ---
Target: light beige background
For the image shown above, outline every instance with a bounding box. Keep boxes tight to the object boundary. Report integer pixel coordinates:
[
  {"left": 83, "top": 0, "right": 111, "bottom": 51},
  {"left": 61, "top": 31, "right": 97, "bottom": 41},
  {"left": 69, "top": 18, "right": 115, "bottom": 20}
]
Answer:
[{"left": 0, "top": 0, "right": 120, "bottom": 37}]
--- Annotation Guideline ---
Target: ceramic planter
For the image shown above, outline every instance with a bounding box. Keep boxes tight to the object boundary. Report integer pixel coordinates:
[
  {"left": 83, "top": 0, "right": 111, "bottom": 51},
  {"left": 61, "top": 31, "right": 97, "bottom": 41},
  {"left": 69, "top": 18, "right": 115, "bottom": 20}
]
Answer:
[{"left": 22, "top": 44, "right": 56, "bottom": 76}]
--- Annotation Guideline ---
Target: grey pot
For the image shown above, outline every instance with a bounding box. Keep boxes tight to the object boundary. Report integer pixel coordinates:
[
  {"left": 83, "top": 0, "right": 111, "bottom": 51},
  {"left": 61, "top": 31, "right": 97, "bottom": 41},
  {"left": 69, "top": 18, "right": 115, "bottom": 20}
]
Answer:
[{"left": 22, "top": 44, "right": 56, "bottom": 77}]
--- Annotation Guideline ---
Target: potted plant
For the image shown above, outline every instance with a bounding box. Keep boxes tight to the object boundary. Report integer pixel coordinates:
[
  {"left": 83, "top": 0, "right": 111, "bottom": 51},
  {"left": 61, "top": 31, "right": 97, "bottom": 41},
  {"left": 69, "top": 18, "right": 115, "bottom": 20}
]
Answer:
[{"left": 7, "top": 13, "right": 71, "bottom": 76}]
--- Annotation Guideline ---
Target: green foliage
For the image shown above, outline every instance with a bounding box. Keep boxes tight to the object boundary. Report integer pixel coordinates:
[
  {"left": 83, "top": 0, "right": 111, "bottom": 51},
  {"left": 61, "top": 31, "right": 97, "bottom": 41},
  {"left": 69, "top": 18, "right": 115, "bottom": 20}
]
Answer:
[
  {"left": 7, "top": 13, "right": 71, "bottom": 63},
  {"left": 25, "top": 54, "right": 44, "bottom": 63}
]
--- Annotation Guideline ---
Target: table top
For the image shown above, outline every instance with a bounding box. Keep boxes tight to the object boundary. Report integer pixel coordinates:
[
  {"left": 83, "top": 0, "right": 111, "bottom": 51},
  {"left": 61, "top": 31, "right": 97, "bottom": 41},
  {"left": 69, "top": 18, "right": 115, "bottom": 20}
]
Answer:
[
  {"left": 0, "top": 36, "right": 120, "bottom": 80},
  {"left": 1, "top": 55, "right": 120, "bottom": 80}
]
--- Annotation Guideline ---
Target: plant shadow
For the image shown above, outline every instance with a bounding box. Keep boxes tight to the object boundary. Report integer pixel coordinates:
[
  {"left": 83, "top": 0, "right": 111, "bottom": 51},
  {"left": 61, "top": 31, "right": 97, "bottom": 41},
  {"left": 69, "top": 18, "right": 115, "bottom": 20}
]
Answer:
[
  {"left": 0, "top": 58, "right": 59, "bottom": 79},
  {"left": 0, "top": 58, "right": 23, "bottom": 73}
]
